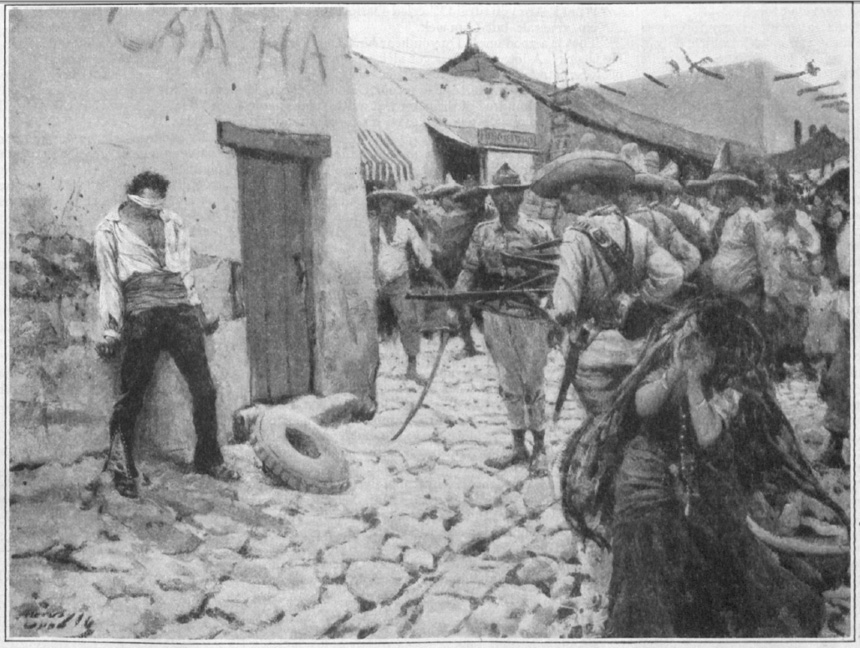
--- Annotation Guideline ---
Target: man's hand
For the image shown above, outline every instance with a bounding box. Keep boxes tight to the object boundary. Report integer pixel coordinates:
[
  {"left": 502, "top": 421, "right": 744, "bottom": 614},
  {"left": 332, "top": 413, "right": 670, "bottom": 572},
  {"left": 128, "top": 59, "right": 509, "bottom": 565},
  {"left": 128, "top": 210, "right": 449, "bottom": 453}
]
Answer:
[
  {"left": 429, "top": 267, "right": 449, "bottom": 290},
  {"left": 96, "top": 336, "right": 120, "bottom": 360},
  {"left": 547, "top": 325, "right": 565, "bottom": 348},
  {"left": 195, "top": 304, "right": 220, "bottom": 336},
  {"left": 445, "top": 308, "right": 460, "bottom": 332}
]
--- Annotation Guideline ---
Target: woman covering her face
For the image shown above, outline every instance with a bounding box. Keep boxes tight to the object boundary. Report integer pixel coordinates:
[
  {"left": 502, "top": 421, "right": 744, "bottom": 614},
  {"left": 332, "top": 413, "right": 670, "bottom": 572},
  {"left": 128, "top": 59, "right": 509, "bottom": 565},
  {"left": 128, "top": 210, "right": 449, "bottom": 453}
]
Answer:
[{"left": 560, "top": 297, "right": 848, "bottom": 638}]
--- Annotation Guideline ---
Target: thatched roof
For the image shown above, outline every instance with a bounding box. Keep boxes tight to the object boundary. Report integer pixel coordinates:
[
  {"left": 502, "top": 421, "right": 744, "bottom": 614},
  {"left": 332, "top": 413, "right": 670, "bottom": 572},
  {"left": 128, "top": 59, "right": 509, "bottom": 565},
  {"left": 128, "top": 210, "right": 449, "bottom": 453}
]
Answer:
[
  {"left": 605, "top": 60, "right": 849, "bottom": 154},
  {"left": 439, "top": 47, "right": 758, "bottom": 165}
]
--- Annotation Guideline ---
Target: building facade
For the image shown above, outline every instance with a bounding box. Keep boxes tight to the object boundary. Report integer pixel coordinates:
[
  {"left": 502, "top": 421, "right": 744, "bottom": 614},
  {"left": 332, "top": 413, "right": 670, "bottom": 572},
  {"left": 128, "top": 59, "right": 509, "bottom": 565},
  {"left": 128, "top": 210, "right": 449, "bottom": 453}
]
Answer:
[
  {"left": 9, "top": 6, "right": 378, "bottom": 465},
  {"left": 353, "top": 53, "right": 541, "bottom": 189}
]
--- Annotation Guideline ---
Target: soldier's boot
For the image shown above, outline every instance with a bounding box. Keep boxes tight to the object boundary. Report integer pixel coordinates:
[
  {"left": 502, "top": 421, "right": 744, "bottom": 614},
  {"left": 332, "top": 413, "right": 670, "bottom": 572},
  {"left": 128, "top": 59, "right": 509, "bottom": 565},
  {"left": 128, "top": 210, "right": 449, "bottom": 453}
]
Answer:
[
  {"left": 405, "top": 355, "right": 427, "bottom": 386},
  {"left": 529, "top": 430, "right": 549, "bottom": 477},
  {"left": 461, "top": 326, "right": 481, "bottom": 358},
  {"left": 486, "top": 429, "right": 530, "bottom": 470}
]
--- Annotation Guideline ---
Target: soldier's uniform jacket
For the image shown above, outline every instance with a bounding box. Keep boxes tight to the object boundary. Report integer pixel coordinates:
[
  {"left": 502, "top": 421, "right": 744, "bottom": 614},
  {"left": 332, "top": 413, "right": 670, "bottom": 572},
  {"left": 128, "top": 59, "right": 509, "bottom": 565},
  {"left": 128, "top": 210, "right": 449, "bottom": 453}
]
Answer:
[
  {"left": 454, "top": 216, "right": 553, "bottom": 293},
  {"left": 627, "top": 206, "right": 702, "bottom": 279},
  {"left": 551, "top": 205, "right": 684, "bottom": 331}
]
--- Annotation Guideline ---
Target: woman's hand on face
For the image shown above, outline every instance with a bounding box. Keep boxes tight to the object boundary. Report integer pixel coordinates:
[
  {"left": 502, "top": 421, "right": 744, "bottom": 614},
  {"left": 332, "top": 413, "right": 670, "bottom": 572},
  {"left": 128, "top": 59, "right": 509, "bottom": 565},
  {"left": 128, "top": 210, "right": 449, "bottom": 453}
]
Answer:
[{"left": 682, "top": 340, "right": 714, "bottom": 381}]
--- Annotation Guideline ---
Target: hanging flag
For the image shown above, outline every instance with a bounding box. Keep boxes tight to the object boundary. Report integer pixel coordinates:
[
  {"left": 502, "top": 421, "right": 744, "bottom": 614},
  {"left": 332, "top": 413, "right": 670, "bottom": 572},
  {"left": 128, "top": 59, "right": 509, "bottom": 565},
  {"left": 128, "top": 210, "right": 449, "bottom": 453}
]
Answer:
[
  {"left": 815, "top": 92, "right": 847, "bottom": 102},
  {"left": 694, "top": 66, "right": 725, "bottom": 80},
  {"left": 774, "top": 71, "right": 806, "bottom": 82},
  {"left": 644, "top": 73, "right": 669, "bottom": 88},
  {"left": 798, "top": 81, "right": 839, "bottom": 96},
  {"left": 821, "top": 100, "right": 849, "bottom": 110},
  {"left": 597, "top": 82, "right": 627, "bottom": 96}
]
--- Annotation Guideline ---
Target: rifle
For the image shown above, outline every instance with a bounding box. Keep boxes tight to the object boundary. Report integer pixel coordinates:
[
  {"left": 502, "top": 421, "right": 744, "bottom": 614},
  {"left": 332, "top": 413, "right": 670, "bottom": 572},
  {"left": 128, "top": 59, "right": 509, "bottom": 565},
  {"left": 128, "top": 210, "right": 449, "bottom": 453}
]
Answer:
[
  {"left": 406, "top": 288, "right": 551, "bottom": 303},
  {"left": 407, "top": 289, "right": 557, "bottom": 326}
]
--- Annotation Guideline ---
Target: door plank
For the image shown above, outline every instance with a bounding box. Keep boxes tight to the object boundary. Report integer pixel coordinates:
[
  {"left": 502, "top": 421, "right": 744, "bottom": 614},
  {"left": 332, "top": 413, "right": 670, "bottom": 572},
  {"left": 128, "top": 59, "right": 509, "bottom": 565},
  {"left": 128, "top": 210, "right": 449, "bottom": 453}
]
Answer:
[
  {"left": 281, "top": 162, "right": 312, "bottom": 392},
  {"left": 237, "top": 154, "right": 271, "bottom": 401},
  {"left": 236, "top": 151, "right": 313, "bottom": 402},
  {"left": 262, "top": 158, "right": 292, "bottom": 399}
]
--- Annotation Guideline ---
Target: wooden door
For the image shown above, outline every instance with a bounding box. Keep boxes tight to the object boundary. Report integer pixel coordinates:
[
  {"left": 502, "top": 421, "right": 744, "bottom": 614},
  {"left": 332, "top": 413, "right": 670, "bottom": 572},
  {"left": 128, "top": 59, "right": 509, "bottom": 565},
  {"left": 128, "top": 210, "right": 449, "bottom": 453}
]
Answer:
[{"left": 237, "top": 151, "right": 313, "bottom": 402}]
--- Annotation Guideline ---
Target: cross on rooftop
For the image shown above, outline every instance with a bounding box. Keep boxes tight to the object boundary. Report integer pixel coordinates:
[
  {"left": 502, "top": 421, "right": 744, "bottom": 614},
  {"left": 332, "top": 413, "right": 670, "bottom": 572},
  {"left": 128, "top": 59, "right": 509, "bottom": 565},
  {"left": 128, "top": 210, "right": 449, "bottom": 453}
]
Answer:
[{"left": 456, "top": 23, "right": 481, "bottom": 48}]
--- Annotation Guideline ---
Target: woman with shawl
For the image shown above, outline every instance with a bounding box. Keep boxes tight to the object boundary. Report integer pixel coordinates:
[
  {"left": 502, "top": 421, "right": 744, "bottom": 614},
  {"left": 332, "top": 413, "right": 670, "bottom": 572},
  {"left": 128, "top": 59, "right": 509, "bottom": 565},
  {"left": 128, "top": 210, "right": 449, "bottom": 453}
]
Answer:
[{"left": 561, "top": 297, "right": 847, "bottom": 638}]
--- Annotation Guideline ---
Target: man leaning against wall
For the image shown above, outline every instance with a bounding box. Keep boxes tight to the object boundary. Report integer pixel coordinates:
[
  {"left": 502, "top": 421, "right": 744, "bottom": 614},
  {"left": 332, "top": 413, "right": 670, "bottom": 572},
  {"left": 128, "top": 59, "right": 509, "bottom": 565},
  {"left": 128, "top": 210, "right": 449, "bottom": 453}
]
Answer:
[{"left": 94, "top": 171, "right": 240, "bottom": 499}]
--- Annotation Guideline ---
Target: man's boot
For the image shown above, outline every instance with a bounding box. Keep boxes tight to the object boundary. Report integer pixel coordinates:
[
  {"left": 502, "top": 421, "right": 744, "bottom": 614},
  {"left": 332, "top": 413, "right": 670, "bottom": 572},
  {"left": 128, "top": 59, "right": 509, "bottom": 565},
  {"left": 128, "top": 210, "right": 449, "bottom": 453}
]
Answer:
[
  {"left": 529, "top": 430, "right": 549, "bottom": 477},
  {"left": 486, "top": 429, "right": 529, "bottom": 470},
  {"left": 405, "top": 355, "right": 427, "bottom": 386}
]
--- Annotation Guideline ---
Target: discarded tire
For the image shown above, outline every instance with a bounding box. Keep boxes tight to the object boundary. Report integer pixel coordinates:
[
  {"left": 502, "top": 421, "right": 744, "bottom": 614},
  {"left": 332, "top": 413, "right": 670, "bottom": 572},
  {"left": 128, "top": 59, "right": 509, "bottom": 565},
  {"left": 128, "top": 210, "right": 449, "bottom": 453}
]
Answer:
[{"left": 250, "top": 408, "right": 350, "bottom": 495}]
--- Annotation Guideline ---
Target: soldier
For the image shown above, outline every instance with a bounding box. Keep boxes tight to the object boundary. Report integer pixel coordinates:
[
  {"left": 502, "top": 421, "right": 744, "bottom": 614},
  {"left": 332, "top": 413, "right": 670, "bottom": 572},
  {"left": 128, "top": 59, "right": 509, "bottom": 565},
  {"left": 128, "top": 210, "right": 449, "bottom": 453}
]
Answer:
[
  {"left": 532, "top": 148, "right": 685, "bottom": 416},
  {"left": 619, "top": 143, "right": 702, "bottom": 280},
  {"left": 688, "top": 142, "right": 764, "bottom": 305},
  {"left": 451, "top": 164, "right": 554, "bottom": 475}
]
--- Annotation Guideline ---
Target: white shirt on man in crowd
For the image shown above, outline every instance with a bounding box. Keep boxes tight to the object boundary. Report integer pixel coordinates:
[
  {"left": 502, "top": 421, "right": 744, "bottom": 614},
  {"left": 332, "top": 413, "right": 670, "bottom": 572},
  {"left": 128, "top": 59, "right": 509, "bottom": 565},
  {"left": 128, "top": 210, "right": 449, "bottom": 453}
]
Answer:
[{"left": 377, "top": 216, "right": 433, "bottom": 285}]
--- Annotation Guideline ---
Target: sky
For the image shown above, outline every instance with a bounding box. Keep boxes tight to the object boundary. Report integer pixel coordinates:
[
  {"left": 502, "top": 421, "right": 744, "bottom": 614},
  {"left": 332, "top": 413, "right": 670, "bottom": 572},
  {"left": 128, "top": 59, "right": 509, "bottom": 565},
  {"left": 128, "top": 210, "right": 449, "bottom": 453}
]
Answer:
[{"left": 348, "top": 4, "right": 853, "bottom": 91}]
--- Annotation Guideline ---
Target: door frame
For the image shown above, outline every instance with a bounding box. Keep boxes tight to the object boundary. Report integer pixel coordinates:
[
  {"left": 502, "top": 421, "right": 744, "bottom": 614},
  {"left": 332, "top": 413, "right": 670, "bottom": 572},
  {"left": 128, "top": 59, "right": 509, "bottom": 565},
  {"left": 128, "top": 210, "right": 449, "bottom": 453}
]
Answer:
[{"left": 217, "top": 120, "right": 330, "bottom": 401}]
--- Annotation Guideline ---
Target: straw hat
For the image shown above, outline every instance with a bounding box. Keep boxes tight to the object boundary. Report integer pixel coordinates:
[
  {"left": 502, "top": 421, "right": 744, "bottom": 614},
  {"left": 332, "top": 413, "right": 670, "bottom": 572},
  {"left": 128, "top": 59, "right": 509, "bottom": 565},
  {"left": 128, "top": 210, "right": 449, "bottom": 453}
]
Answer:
[
  {"left": 620, "top": 143, "right": 682, "bottom": 194},
  {"left": 366, "top": 188, "right": 418, "bottom": 209},
  {"left": 451, "top": 177, "right": 487, "bottom": 202},
  {"left": 685, "top": 142, "right": 758, "bottom": 195},
  {"left": 480, "top": 163, "right": 531, "bottom": 192},
  {"left": 422, "top": 173, "right": 463, "bottom": 199},
  {"left": 532, "top": 149, "right": 635, "bottom": 199},
  {"left": 577, "top": 132, "right": 598, "bottom": 150},
  {"left": 644, "top": 151, "right": 661, "bottom": 175}
]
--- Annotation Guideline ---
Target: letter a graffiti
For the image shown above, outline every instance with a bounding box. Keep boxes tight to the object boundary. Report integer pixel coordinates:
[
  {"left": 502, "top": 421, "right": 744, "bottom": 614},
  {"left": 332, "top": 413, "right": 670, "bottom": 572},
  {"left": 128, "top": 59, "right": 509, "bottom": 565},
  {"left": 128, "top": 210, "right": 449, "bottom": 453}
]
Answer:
[
  {"left": 157, "top": 9, "right": 188, "bottom": 56},
  {"left": 299, "top": 32, "right": 326, "bottom": 81},
  {"left": 196, "top": 10, "right": 229, "bottom": 66}
]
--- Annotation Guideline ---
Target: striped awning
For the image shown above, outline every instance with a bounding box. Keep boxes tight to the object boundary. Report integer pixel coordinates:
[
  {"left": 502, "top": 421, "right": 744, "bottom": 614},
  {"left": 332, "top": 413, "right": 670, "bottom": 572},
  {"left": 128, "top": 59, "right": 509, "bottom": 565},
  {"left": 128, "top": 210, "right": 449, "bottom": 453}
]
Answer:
[{"left": 358, "top": 129, "right": 414, "bottom": 184}]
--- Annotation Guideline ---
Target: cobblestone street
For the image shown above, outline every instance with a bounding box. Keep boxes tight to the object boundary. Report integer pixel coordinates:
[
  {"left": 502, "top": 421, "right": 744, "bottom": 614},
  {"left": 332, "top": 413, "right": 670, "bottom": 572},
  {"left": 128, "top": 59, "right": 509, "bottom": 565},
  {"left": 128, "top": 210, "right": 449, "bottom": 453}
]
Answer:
[{"left": 8, "top": 331, "right": 851, "bottom": 640}]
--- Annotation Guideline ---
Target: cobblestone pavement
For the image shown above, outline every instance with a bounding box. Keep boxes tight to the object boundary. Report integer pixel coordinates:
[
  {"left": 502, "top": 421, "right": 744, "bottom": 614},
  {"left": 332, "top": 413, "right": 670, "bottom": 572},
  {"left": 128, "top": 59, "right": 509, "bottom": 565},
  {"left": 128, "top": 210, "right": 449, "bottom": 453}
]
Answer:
[{"left": 7, "top": 332, "right": 851, "bottom": 640}]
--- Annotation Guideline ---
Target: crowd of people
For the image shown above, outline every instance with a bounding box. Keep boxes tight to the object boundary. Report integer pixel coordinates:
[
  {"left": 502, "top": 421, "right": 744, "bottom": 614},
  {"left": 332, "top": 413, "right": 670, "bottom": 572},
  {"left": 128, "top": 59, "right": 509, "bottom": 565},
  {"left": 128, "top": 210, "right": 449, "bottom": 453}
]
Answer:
[
  {"left": 91, "top": 141, "right": 849, "bottom": 639},
  {"left": 366, "top": 134, "right": 851, "bottom": 638},
  {"left": 368, "top": 134, "right": 850, "bottom": 470}
]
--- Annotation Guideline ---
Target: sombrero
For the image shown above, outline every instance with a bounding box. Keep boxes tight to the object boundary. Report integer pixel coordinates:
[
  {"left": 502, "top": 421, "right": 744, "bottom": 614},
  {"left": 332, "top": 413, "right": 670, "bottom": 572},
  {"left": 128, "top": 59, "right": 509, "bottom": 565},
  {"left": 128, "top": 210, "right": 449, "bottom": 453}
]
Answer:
[
  {"left": 644, "top": 151, "right": 661, "bottom": 175},
  {"left": 366, "top": 189, "right": 418, "bottom": 209},
  {"left": 620, "top": 143, "right": 683, "bottom": 195},
  {"left": 531, "top": 150, "right": 635, "bottom": 199},
  {"left": 421, "top": 174, "right": 463, "bottom": 199},
  {"left": 452, "top": 179, "right": 488, "bottom": 202},
  {"left": 685, "top": 142, "right": 758, "bottom": 196},
  {"left": 480, "top": 163, "right": 531, "bottom": 192}
]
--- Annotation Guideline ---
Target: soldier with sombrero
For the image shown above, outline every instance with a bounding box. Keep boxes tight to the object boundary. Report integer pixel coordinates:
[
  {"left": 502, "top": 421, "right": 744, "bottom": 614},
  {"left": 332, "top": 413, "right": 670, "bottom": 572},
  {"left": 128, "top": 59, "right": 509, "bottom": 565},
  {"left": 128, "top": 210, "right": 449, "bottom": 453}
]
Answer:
[
  {"left": 369, "top": 185, "right": 445, "bottom": 385},
  {"left": 533, "top": 145, "right": 684, "bottom": 417},
  {"left": 692, "top": 142, "right": 767, "bottom": 309},
  {"left": 619, "top": 143, "right": 702, "bottom": 280},
  {"left": 451, "top": 163, "right": 554, "bottom": 475}
]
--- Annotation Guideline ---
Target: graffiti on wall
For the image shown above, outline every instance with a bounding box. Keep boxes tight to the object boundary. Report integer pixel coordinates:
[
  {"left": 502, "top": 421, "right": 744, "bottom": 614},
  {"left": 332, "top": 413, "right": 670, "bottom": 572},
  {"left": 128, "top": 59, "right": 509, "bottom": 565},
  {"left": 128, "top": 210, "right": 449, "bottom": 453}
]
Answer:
[{"left": 107, "top": 8, "right": 326, "bottom": 81}]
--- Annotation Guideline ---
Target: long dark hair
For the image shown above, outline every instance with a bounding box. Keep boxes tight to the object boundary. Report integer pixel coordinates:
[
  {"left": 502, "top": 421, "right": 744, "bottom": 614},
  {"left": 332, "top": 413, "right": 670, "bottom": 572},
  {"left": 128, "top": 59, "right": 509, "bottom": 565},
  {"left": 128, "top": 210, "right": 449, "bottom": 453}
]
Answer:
[{"left": 693, "top": 298, "right": 766, "bottom": 392}]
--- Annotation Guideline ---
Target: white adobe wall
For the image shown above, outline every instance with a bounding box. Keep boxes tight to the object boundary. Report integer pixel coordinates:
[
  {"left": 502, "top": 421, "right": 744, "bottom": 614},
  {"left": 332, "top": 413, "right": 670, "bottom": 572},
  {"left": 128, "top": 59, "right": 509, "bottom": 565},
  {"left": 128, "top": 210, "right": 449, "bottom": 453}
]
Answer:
[{"left": 8, "top": 7, "right": 378, "bottom": 465}]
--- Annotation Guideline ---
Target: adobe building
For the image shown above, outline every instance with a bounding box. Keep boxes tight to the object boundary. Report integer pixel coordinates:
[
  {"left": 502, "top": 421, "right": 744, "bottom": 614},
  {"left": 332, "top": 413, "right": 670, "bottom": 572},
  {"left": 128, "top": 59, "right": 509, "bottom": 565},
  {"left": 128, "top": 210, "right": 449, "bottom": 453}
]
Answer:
[
  {"left": 8, "top": 7, "right": 378, "bottom": 466},
  {"left": 353, "top": 52, "right": 541, "bottom": 189}
]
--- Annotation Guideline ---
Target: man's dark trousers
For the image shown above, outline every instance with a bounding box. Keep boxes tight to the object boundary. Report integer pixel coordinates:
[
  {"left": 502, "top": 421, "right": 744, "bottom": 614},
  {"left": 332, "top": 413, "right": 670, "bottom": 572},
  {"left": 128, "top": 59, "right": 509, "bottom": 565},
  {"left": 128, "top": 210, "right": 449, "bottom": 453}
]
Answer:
[{"left": 109, "top": 304, "right": 222, "bottom": 478}]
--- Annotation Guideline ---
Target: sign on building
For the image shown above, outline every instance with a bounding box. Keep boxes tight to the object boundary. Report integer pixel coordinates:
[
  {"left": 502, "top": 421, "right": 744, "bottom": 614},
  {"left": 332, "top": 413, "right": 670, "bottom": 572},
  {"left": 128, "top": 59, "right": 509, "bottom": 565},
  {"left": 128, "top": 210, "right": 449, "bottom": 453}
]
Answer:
[{"left": 477, "top": 128, "right": 537, "bottom": 151}]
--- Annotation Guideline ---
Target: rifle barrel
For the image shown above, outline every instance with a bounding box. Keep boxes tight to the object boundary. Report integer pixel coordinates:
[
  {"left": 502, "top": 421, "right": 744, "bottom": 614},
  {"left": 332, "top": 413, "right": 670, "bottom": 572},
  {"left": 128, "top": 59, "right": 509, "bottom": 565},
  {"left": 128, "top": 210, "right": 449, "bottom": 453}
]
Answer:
[{"left": 406, "top": 289, "right": 551, "bottom": 302}]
